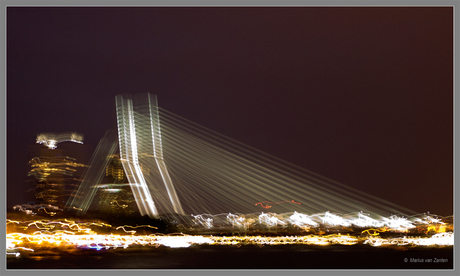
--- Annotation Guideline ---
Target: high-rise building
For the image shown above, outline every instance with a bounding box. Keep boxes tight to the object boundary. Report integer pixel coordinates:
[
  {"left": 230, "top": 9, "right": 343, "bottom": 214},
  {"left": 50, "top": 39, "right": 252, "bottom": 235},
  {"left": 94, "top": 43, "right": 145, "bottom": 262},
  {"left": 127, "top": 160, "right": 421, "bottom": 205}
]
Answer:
[{"left": 27, "top": 132, "right": 90, "bottom": 210}]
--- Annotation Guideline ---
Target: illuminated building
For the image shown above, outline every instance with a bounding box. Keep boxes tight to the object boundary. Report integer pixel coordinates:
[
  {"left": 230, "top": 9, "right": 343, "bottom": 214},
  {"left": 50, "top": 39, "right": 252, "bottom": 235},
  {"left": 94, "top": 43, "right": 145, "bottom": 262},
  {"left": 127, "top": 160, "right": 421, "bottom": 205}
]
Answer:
[
  {"left": 92, "top": 154, "right": 135, "bottom": 215},
  {"left": 36, "top": 132, "right": 83, "bottom": 150},
  {"left": 106, "top": 155, "right": 125, "bottom": 182},
  {"left": 27, "top": 132, "right": 90, "bottom": 209},
  {"left": 116, "top": 93, "right": 184, "bottom": 218}
]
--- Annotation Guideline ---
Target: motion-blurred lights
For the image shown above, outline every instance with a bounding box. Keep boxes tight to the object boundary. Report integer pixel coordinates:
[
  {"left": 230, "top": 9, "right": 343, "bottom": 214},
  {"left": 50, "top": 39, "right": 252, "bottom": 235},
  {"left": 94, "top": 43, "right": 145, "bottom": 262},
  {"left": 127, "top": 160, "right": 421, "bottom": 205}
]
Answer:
[
  {"left": 350, "top": 212, "right": 384, "bottom": 228},
  {"left": 414, "top": 215, "right": 444, "bottom": 225},
  {"left": 259, "top": 213, "right": 285, "bottom": 227},
  {"left": 288, "top": 211, "right": 318, "bottom": 227},
  {"left": 364, "top": 232, "right": 454, "bottom": 247},
  {"left": 36, "top": 132, "right": 84, "bottom": 150},
  {"left": 321, "top": 212, "right": 351, "bottom": 227},
  {"left": 156, "top": 236, "right": 214, "bottom": 248},
  {"left": 382, "top": 215, "right": 415, "bottom": 231}
]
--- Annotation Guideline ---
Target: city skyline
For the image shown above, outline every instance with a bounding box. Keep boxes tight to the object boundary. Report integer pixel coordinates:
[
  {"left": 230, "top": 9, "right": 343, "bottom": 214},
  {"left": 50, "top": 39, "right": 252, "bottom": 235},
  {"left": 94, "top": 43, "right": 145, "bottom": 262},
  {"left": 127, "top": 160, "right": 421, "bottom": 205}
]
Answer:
[{"left": 7, "top": 6, "right": 453, "bottom": 216}]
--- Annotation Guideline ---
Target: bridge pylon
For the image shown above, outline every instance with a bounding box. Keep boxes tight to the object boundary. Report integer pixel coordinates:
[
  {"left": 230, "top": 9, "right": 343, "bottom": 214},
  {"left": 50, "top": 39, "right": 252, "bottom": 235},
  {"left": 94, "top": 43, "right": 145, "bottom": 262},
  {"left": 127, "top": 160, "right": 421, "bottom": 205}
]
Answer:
[{"left": 115, "top": 93, "right": 184, "bottom": 218}]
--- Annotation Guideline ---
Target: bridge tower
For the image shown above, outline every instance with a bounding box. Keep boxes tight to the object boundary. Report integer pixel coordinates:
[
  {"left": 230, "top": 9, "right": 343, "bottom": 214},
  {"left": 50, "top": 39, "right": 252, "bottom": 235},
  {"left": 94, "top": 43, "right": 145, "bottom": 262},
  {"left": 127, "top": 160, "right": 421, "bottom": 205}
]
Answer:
[{"left": 115, "top": 93, "right": 184, "bottom": 218}]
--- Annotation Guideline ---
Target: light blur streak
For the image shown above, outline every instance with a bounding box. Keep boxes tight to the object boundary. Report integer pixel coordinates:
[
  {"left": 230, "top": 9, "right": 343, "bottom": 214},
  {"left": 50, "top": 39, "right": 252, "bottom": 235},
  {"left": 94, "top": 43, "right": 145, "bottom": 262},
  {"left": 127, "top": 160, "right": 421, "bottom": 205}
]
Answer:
[
  {"left": 184, "top": 212, "right": 448, "bottom": 232},
  {"left": 115, "top": 94, "right": 183, "bottom": 218},
  {"left": 13, "top": 204, "right": 63, "bottom": 215},
  {"left": 36, "top": 132, "right": 83, "bottom": 150},
  {"left": 227, "top": 213, "right": 247, "bottom": 228},
  {"left": 414, "top": 215, "right": 445, "bottom": 225},
  {"left": 287, "top": 211, "right": 319, "bottom": 228},
  {"left": 148, "top": 94, "right": 184, "bottom": 215},
  {"left": 65, "top": 129, "right": 118, "bottom": 214},
  {"left": 6, "top": 231, "right": 454, "bottom": 257},
  {"left": 7, "top": 212, "right": 447, "bottom": 235},
  {"left": 347, "top": 212, "right": 384, "bottom": 228},
  {"left": 127, "top": 95, "right": 158, "bottom": 217},
  {"left": 255, "top": 201, "right": 274, "bottom": 209},
  {"left": 116, "top": 95, "right": 153, "bottom": 217},
  {"left": 258, "top": 213, "right": 286, "bottom": 228},
  {"left": 319, "top": 212, "right": 352, "bottom": 227},
  {"left": 157, "top": 107, "right": 416, "bottom": 218},
  {"left": 7, "top": 219, "right": 112, "bottom": 234},
  {"left": 62, "top": 99, "right": 439, "bottom": 224},
  {"left": 192, "top": 215, "right": 214, "bottom": 229},
  {"left": 255, "top": 200, "right": 301, "bottom": 209},
  {"left": 156, "top": 236, "right": 214, "bottom": 248},
  {"left": 6, "top": 218, "right": 453, "bottom": 258},
  {"left": 115, "top": 225, "right": 158, "bottom": 234},
  {"left": 364, "top": 232, "right": 454, "bottom": 247},
  {"left": 37, "top": 207, "right": 56, "bottom": 216},
  {"left": 28, "top": 157, "right": 82, "bottom": 181},
  {"left": 382, "top": 215, "right": 416, "bottom": 231}
]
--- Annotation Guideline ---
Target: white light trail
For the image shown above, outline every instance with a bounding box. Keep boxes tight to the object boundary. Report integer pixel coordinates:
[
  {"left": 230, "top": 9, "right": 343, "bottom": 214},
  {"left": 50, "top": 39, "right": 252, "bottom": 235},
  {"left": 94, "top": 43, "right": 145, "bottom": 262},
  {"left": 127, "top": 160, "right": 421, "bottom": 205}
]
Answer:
[
  {"left": 156, "top": 107, "right": 417, "bottom": 219},
  {"left": 287, "top": 211, "right": 319, "bottom": 228},
  {"left": 36, "top": 132, "right": 83, "bottom": 149},
  {"left": 114, "top": 94, "right": 183, "bottom": 218},
  {"left": 6, "top": 218, "right": 453, "bottom": 259}
]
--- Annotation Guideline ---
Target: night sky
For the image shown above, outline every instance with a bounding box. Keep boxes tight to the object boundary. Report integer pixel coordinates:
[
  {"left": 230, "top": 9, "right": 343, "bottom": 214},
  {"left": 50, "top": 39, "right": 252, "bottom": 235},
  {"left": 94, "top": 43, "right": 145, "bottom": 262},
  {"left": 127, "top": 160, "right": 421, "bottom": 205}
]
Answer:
[{"left": 7, "top": 7, "right": 453, "bottom": 216}]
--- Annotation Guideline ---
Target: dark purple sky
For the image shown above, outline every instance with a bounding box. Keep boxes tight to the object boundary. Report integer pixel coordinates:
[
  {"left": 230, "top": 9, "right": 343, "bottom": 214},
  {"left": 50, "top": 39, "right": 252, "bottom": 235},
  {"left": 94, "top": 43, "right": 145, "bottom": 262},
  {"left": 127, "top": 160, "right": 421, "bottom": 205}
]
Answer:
[{"left": 7, "top": 7, "right": 453, "bottom": 215}]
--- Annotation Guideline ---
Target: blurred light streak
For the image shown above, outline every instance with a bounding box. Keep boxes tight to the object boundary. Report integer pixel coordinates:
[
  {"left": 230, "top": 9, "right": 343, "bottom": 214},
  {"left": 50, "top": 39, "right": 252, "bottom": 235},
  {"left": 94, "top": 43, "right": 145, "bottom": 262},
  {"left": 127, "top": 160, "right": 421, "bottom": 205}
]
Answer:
[
  {"left": 115, "top": 94, "right": 183, "bottom": 218},
  {"left": 65, "top": 129, "right": 118, "bottom": 215},
  {"left": 258, "top": 213, "right": 286, "bottom": 227},
  {"left": 348, "top": 212, "right": 384, "bottom": 228},
  {"left": 36, "top": 132, "right": 83, "bottom": 150},
  {"left": 7, "top": 230, "right": 453, "bottom": 257},
  {"left": 6, "top": 217, "right": 453, "bottom": 258},
  {"left": 156, "top": 236, "right": 214, "bottom": 248},
  {"left": 320, "top": 212, "right": 351, "bottom": 227},
  {"left": 157, "top": 107, "right": 416, "bottom": 219},
  {"left": 364, "top": 232, "right": 454, "bottom": 247},
  {"left": 255, "top": 201, "right": 273, "bottom": 209},
  {"left": 287, "top": 211, "right": 319, "bottom": 228},
  {"left": 192, "top": 215, "right": 214, "bottom": 228}
]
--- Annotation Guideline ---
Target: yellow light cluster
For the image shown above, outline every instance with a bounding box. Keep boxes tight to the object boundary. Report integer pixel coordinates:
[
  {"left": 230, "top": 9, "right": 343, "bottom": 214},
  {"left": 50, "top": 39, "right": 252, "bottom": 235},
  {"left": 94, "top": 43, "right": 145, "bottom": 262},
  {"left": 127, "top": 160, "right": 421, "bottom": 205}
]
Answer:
[
  {"left": 7, "top": 231, "right": 454, "bottom": 258},
  {"left": 7, "top": 219, "right": 113, "bottom": 235},
  {"left": 6, "top": 232, "right": 359, "bottom": 253},
  {"left": 6, "top": 218, "right": 454, "bottom": 258},
  {"left": 211, "top": 234, "right": 358, "bottom": 246},
  {"left": 106, "top": 165, "right": 124, "bottom": 181}
]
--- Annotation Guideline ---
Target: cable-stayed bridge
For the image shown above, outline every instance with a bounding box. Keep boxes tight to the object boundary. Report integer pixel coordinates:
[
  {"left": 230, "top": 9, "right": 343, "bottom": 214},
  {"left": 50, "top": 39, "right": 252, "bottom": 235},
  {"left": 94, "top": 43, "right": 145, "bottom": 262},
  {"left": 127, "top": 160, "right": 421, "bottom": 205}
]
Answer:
[{"left": 67, "top": 93, "right": 415, "bottom": 220}]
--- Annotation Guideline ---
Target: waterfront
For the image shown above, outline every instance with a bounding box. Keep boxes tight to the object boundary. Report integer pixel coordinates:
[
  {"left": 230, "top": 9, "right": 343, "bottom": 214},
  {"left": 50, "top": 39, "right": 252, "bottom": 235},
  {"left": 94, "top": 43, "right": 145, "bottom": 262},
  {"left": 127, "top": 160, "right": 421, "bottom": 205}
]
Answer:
[{"left": 6, "top": 211, "right": 454, "bottom": 270}]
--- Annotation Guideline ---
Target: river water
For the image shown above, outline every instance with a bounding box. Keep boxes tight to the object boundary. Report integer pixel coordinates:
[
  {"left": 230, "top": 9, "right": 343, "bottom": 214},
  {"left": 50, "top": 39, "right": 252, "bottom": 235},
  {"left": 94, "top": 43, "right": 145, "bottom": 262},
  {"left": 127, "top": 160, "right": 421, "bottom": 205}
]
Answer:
[{"left": 7, "top": 244, "right": 453, "bottom": 270}]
